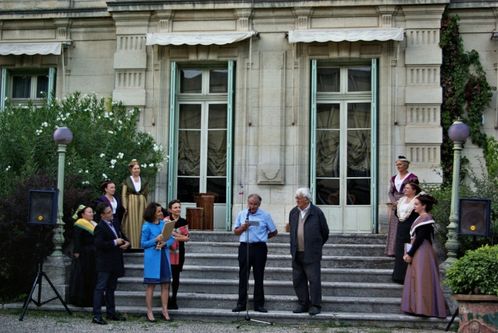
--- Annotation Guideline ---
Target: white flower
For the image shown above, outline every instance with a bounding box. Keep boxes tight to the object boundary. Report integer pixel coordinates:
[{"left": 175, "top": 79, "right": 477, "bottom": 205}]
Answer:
[
  {"left": 5, "top": 165, "right": 11, "bottom": 171},
  {"left": 81, "top": 180, "right": 90, "bottom": 185},
  {"left": 78, "top": 169, "right": 83, "bottom": 174},
  {"left": 104, "top": 112, "right": 110, "bottom": 119},
  {"left": 110, "top": 159, "right": 117, "bottom": 165},
  {"left": 85, "top": 169, "right": 89, "bottom": 174},
  {"left": 108, "top": 130, "right": 114, "bottom": 135},
  {"left": 116, "top": 152, "right": 124, "bottom": 159},
  {"left": 41, "top": 122, "right": 49, "bottom": 128},
  {"left": 102, "top": 173, "right": 108, "bottom": 179},
  {"left": 141, "top": 163, "right": 147, "bottom": 168},
  {"left": 109, "top": 165, "right": 115, "bottom": 169},
  {"left": 35, "top": 129, "right": 43, "bottom": 136},
  {"left": 149, "top": 163, "right": 154, "bottom": 167},
  {"left": 99, "top": 153, "right": 105, "bottom": 158}
]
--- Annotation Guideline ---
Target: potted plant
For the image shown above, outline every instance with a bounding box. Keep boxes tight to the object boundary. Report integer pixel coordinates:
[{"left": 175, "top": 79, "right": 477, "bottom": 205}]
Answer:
[{"left": 445, "top": 245, "right": 498, "bottom": 332}]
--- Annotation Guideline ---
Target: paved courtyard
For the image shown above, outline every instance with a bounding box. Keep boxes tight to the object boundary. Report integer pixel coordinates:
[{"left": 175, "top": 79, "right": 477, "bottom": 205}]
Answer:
[{"left": 0, "top": 309, "right": 454, "bottom": 333}]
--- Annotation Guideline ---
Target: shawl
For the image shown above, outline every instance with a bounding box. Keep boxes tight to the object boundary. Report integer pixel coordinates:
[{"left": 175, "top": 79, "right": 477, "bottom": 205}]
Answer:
[
  {"left": 409, "top": 214, "right": 435, "bottom": 239},
  {"left": 396, "top": 195, "right": 417, "bottom": 222},
  {"left": 74, "top": 218, "right": 96, "bottom": 234}
]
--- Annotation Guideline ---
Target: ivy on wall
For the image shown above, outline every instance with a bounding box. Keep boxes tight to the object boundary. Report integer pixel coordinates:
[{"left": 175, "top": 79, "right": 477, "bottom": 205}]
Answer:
[{"left": 440, "top": 12, "right": 492, "bottom": 183}]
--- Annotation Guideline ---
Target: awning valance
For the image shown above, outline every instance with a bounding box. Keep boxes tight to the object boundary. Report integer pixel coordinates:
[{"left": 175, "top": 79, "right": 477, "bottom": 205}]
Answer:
[
  {"left": 0, "top": 42, "right": 62, "bottom": 55},
  {"left": 146, "top": 31, "right": 256, "bottom": 46},
  {"left": 288, "top": 28, "right": 404, "bottom": 43}
]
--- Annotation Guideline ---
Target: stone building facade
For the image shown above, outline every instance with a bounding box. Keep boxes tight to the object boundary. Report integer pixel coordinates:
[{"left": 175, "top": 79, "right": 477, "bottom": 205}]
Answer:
[{"left": 0, "top": 0, "right": 497, "bottom": 233}]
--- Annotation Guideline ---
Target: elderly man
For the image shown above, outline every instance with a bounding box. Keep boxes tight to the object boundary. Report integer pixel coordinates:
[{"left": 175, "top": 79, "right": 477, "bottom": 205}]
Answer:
[
  {"left": 232, "top": 193, "right": 278, "bottom": 313},
  {"left": 289, "top": 187, "right": 329, "bottom": 316}
]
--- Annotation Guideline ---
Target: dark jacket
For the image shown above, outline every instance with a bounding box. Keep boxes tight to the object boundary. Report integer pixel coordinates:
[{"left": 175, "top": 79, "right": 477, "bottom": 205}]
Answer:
[
  {"left": 95, "top": 195, "right": 125, "bottom": 228},
  {"left": 289, "top": 204, "right": 329, "bottom": 263},
  {"left": 94, "top": 219, "right": 127, "bottom": 277}
]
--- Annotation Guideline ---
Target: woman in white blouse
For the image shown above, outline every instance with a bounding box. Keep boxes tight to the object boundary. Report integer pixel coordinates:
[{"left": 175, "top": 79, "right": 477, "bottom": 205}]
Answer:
[{"left": 392, "top": 181, "right": 421, "bottom": 284}]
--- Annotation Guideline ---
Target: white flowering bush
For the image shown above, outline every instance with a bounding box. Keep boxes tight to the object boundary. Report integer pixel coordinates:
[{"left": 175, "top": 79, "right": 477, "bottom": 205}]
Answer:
[{"left": 0, "top": 93, "right": 165, "bottom": 197}]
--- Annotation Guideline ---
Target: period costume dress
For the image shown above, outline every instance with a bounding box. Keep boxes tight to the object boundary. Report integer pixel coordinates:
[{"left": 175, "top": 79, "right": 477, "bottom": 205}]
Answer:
[
  {"left": 122, "top": 175, "right": 148, "bottom": 249},
  {"left": 169, "top": 217, "right": 189, "bottom": 308},
  {"left": 385, "top": 172, "right": 418, "bottom": 256},
  {"left": 401, "top": 214, "right": 449, "bottom": 318},
  {"left": 68, "top": 218, "right": 97, "bottom": 307},
  {"left": 141, "top": 220, "right": 175, "bottom": 284},
  {"left": 391, "top": 195, "right": 418, "bottom": 283}
]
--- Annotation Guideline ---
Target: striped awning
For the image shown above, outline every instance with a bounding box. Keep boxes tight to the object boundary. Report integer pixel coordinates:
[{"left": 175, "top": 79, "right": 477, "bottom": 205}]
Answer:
[{"left": 288, "top": 28, "right": 404, "bottom": 43}]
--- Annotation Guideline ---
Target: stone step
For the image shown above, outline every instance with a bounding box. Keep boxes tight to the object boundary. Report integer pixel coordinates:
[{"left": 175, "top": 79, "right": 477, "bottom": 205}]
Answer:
[
  {"left": 185, "top": 242, "right": 386, "bottom": 256},
  {"left": 118, "top": 278, "right": 402, "bottom": 298},
  {"left": 124, "top": 264, "right": 393, "bottom": 283},
  {"left": 124, "top": 253, "right": 394, "bottom": 269},
  {"left": 113, "top": 291, "right": 402, "bottom": 313},
  {"left": 189, "top": 231, "right": 387, "bottom": 245},
  {"left": 4, "top": 303, "right": 453, "bottom": 330}
]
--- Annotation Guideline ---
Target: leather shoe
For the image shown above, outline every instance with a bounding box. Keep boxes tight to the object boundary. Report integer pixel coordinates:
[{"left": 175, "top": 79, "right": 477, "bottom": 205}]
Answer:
[
  {"left": 92, "top": 317, "right": 107, "bottom": 325},
  {"left": 309, "top": 306, "right": 321, "bottom": 316},
  {"left": 107, "top": 313, "right": 126, "bottom": 321},
  {"left": 292, "top": 305, "right": 309, "bottom": 313},
  {"left": 168, "top": 301, "right": 178, "bottom": 310},
  {"left": 232, "top": 304, "right": 246, "bottom": 312},
  {"left": 254, "top": 306, "right": 268, "bottom": 313},
  {"left": 161, "top": 313, "right": 173, "bottom": 322},
  {"left": 145, "top": 314, "right": 156, "bottom": 322}
]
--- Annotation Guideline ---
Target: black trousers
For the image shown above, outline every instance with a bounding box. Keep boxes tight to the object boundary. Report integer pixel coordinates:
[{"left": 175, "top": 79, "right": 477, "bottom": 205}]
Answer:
[
  {"left": 292, "top": 251, "right": 322, "bottom": 308},
  {"left": 237, "top": 242, "right": 268, "bottom": 308},
  {"left": 170, "top": 264, "right": 181, "bottom": 302},
  {"left": 93, "top": 271, "right": 118, "bottom": 318}
]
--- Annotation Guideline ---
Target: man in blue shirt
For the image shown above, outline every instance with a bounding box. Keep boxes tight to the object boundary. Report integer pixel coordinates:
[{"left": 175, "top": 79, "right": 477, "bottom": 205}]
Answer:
[{"left": 232, "top": 194, "right": 278, "bottom": 313}]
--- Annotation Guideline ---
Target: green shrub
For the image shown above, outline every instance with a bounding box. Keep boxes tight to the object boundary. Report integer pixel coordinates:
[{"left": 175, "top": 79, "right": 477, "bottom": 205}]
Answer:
[
  {"left": 0, "top": 93, "right": 165, "bottom": 301},
  {"left": 424, "top": 168, "right": 498, "bottom": 258},
  {"left": 0, "top": 93, "right": 165, "bottom": 197},
  {"left": 445, "top": 245, "right": 498, "bottom": 296}
]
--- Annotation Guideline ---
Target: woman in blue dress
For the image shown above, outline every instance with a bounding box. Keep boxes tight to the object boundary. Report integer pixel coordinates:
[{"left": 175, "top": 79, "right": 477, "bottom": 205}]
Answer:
[{"left": 141, "top": 202, "right": 175, "bottom": 322}]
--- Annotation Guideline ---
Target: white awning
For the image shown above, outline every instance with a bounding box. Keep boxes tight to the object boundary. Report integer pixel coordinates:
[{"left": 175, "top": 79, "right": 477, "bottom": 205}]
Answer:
[
  {"left": 288, "top": 28, "right": 404, "bottom": 43},
  {"left": 0, "top": 42, "right": 62, "bottom": 55},
  {"left": 146, "top": 31, "right": 256, "bottom": 46}
]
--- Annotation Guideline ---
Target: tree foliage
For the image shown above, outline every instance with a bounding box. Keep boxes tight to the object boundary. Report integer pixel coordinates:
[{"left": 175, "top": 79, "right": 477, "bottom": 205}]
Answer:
[
  {"left": 0, "top": 93, "right": 165, "bottom": 301},
  {"left": 440, "top": 13, "right": 492, "bottom": 183}
]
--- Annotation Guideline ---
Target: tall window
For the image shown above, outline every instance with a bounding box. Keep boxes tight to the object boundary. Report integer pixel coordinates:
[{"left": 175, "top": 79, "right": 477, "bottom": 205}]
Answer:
[
  {"left": 313, "top": 64, "right": 373, "bottom": 206},
  {"left": 175, "top": 67, "right": 229, "bottom": 204}
]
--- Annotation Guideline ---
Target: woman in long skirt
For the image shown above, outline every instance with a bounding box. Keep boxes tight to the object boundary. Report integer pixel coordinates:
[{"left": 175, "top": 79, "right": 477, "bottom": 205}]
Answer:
[
  {"left": 392, "top": 181, "right": 420, "bottom": 284},
  {"left": 123, "top": 159, "right": 148, "bottom": 249},
  {"left": 385, "top": 155, "right": 418, "bottom": 256},
  {"left": 68, "top": 205, "right": 97, "bottom": 307},
  {"left": 401, "top": 194, "right": 448, "bottom": 318}
]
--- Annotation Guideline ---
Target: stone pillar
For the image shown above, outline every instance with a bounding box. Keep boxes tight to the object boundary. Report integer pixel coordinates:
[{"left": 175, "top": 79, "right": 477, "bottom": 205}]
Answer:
[
  {"left": 400, "top": 5, "right": 446, "bottom": 183},
  {"left": 111, "top": 12, "right": 150, "bottom": 107}
]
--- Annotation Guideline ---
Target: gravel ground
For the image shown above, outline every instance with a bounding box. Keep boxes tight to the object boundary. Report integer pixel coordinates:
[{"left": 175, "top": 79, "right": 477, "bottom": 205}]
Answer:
[{"left": 0, "top": 310, "right": 454, "bottom": 333}]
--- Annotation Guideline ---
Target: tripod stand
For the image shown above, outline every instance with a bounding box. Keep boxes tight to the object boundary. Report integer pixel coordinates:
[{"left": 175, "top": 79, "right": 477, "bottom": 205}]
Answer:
[
  {"left": 19, "top": 260, "right": 72, "bottom": 321},
  {"left": 235, "top": 219, "right": 272, "bottom": 328}
]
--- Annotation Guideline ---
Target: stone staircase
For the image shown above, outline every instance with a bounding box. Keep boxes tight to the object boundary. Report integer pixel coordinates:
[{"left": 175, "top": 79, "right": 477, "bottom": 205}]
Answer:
[{"left": 115, "top": 231, "right": 452, "bottom": 329}]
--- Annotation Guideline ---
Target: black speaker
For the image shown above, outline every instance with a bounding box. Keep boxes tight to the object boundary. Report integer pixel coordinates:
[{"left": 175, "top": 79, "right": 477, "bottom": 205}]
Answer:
[
  {"left": 28, "top": 189, "right": 58, "bottom": 225},
  {"left": 458, "top": 198, "right": 491, "bottom": 237}
]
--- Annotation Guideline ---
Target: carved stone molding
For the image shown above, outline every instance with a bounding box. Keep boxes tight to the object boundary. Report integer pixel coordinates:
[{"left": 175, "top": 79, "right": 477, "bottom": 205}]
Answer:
[
  {"left": 376, "top": 5, "right": 398, "bottom": 28},
  {"left": 293, "top": 7, "right": 313, "bottom": 30}
]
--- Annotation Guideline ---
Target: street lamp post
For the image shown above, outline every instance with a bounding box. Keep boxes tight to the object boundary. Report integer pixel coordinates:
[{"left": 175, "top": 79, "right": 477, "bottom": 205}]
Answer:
[
  {"left": 443, "top": 120, "right": 470, "bottom": 269},
  {"left": 52, "top": 127, "right": 73, "bottom": 256}
]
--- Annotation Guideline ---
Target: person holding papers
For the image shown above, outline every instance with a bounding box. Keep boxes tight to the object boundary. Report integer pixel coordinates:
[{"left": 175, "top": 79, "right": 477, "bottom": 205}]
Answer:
[
  {"left": 141, "top": 202, "right": 175, "bottom": 322},
  {"left": 232, "top": 194, "right": 278, "bottom": 313}
]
